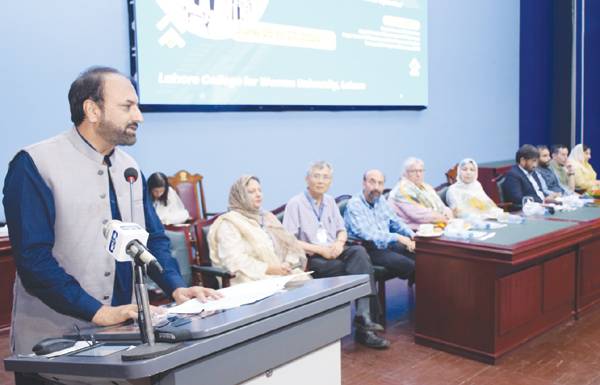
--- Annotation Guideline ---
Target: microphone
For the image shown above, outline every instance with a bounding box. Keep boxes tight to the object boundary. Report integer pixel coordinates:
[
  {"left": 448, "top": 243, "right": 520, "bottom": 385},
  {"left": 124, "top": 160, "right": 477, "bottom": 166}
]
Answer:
[
  {"left": 123, "top": 167, "right": 139, "bottom": 222},
  {"left": 126, "top": 240, "right": 164, "bottom": 274},
  {"left": 124, "top": 167, "right": 138, "bottom": 183},
  {"left": 103, "top": 220, "right": 163, "bottom": 273}
]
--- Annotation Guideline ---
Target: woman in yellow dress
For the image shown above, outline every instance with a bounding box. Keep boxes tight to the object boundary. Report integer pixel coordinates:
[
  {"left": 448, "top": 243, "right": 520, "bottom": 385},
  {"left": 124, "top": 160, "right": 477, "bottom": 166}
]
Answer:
[{"left": 569, "top": 144, "right": 600, "bottom": 192}]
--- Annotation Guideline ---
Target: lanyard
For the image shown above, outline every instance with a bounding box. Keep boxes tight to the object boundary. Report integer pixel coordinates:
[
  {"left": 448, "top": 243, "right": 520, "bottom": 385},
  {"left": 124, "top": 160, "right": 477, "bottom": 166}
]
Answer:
[{"left": 304, "top": 190, "right": 325, "bottom": 223}]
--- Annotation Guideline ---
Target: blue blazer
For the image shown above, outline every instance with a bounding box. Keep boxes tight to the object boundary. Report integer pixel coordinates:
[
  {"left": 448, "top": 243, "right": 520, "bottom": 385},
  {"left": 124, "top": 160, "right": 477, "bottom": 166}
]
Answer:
[{"left": 502, "top": 165, "right": 544, "bottom": 207}]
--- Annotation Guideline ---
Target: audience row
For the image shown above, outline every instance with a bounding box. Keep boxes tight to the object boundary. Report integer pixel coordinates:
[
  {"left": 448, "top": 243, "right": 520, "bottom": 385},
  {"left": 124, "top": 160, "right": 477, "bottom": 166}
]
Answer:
[{"left": 147, "top": 143, "right": 600, "bottom": 349}]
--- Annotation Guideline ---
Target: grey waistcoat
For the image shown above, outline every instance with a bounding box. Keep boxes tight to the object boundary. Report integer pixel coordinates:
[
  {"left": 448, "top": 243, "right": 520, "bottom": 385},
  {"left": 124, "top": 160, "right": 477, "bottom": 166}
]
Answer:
[{"left": 11, "top": 128, "right": 145, "bottom": 354}]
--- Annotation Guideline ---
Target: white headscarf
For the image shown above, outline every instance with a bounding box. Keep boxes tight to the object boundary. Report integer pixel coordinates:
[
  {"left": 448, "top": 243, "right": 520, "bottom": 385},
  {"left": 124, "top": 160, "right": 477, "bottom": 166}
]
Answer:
[
  {"left": 568, "top": 144, "right": 598, "bottom": 190},
  {"left": 569, "top": 144, "right": 586, "bottom": 166},
  {"left": 446, "top": 158, "right": 497, "bottom": 217},
  {"left": 454, "top": 158, "right": 483, "bottom": 191}
]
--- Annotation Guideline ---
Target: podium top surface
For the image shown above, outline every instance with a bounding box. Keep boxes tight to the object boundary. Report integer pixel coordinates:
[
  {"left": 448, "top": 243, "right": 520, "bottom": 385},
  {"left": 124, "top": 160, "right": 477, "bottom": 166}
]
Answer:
[{"left": 4, "top": 275, "right": 370, "bottom": 379}]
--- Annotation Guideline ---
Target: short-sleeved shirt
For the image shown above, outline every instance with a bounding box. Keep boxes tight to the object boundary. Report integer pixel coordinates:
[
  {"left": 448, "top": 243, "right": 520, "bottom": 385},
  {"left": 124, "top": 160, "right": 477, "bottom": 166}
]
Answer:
[{"left": 283, "top": 191, "right": 345, "bottom": 245}]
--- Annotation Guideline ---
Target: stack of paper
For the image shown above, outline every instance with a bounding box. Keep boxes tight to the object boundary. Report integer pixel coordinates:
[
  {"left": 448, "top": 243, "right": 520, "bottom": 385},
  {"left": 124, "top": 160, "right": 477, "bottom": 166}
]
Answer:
[{"left": 168, "top": 272, "right": 312, "bottom": 315}]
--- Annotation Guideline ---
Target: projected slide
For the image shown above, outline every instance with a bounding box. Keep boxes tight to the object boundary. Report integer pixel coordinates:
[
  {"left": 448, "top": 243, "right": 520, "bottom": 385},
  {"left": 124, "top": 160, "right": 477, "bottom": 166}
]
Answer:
[{"left": 132, "top": 0, "right": 428, "bottom": 108}]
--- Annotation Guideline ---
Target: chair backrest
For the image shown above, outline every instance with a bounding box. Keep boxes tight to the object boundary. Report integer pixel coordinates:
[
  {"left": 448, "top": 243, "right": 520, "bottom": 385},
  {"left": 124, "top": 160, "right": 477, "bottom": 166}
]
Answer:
[
  {"left": 163, "top": 230, "right": 193, "bottom": 286},
  {"left": 271, "top": 203, "right": 286, "bottom": 223},
  {"left": 197, "top": 215, "right": 224, "bottom": 289},
  {"left": 335, "top": 194, "right": 352, "bottom": 217},
  {"left": 494, "top": 174, "right": 508, "bottom": 204},
  {"left": 168, "top": 170, "right": 208, "bottom": 220},
  {"left": 435, "top": 183, "right": 450, "bottom": 206},
  {"left": 445, "top": 164, "right": 459, "bottom": 185},
  {"left": 382, "top": 188, "right": 391, "bottom": 200},
  {"left": 197, "top": 215, "right": 220, "bottom": 265}
]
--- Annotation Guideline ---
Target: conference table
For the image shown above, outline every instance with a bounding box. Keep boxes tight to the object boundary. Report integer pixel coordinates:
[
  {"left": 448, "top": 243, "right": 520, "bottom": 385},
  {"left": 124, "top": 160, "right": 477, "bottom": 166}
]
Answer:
[{"left": 414, "top": 206, "right": 600, "bottom": 363}]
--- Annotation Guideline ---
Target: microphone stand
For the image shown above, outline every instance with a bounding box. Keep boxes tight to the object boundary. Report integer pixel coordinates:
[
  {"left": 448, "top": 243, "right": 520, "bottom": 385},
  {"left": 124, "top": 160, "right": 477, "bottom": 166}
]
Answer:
[
  {"left": 134, "top": 264, "right": 153, "bottom": 345},
  {"left": 121, "top": 260, "right": 181, "bottom": 361},
  {"left": 121, "top": 174, "right": 181, "bottom": 361},
  {"left": 127, "top": 177, "right": 136, "bottom": 223}
]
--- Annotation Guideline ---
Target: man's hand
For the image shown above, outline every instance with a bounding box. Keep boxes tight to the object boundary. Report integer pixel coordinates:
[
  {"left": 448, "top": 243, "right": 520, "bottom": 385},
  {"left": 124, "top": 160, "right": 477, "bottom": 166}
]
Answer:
[
  {"left": 316, "top": 245, "right": 335, "bottom": 260},
  {"left": 92, "top": 304, "right": 138, "bottom": 326},
  {"left": 329, "top": 240, "right": 344, "bottom": 259},
  {"left": 172, "top": 286, "right": 222, "bottom": 305},
  {"left": 398, "top": 235, "right": 416, "bottom": 253},
  {"left": 92, "top": 304, "right": 167, "bottom": 326},
  {"left": 544, "top": 192, "right": 561, "bottom": 203}
]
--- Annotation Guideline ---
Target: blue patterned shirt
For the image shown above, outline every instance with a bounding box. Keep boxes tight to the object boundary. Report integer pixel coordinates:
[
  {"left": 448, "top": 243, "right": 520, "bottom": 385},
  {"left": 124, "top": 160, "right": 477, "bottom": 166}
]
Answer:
[{"left": 344, "top": 192, "right": 414, "bottom": 249}]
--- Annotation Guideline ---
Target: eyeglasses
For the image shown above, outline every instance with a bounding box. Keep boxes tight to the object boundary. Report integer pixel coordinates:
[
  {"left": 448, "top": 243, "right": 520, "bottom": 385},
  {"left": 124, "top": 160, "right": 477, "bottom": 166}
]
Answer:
[
  {"left": 407, "top": 169, "right": 425, "bottom": 174},
  {"left": 310, "top": 173, "right": 332, "bottom": 181}
]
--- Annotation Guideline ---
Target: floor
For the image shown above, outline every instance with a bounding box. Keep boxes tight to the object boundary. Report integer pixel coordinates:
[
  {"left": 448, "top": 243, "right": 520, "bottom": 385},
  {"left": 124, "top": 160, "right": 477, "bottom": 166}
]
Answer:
[
  {"left": 3, "top": 280, "right": 600, "bottom": 385},
  {"left": 341, "top": 280, "right": 600, "bottom": 385}
]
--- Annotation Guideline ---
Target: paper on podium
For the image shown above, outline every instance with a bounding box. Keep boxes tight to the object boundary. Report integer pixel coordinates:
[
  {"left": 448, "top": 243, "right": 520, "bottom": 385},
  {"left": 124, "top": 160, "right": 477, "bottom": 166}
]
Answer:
[{"left": 167, "top": 272, "right": 312, "bottom": 315}]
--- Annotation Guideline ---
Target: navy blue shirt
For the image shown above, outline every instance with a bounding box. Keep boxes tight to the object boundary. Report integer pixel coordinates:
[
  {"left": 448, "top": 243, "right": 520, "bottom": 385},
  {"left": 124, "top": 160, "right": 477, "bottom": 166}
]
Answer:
[{"left": 2, "top": 150, "right": 186, "bottom": 322}]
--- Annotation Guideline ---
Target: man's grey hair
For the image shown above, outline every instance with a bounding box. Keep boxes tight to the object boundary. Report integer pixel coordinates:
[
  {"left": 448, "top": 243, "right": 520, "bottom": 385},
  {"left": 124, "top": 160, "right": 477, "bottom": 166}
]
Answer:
[
  {"left": 401, "top": 157, "right": 425, "bottom": 177},
  {"left": 307, "top": 161, "right": 333, "bottom": 177}
]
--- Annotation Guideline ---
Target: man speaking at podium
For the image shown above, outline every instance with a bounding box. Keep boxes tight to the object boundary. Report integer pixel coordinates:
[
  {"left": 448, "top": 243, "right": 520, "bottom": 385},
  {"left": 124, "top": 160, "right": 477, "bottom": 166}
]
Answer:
[{"left": 2, "top": 67, "right": 217, "bottom": 354}]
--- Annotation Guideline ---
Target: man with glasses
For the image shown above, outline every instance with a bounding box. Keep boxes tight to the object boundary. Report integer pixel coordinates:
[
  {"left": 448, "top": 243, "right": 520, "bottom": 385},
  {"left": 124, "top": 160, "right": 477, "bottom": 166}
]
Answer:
[{"left": 283, "top": 161, "right": 390, "bottom": 349}]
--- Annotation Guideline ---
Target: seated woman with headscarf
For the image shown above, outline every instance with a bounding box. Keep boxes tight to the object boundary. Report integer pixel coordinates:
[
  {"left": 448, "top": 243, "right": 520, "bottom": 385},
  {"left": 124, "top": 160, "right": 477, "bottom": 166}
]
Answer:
[
  {"left": 148, "top": 172, "right": 190, "bottom": 225},
  {"left": 208, "top": 175, "right": 307, "bottom": 285},
  {"left": 569, "top": 144, "right": 600, "bottom": 192},
  {"left": 446, "top": 158, "right": 501, "bottom": 219},
  {"left": 388, "top": 157, "right": 453, "bottom": 230}
]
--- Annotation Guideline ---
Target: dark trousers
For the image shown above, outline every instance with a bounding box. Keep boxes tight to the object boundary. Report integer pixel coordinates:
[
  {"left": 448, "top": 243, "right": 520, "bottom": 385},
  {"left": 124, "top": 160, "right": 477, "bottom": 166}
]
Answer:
[
  {"left": 364, "top": 242, "right": 415, "bottom": 279},
  {"left": 308, "top": 245, "right": 379, "bottom": 320},
  {"left": 308, "top": 245, "right": 374, "bottom": 278}
]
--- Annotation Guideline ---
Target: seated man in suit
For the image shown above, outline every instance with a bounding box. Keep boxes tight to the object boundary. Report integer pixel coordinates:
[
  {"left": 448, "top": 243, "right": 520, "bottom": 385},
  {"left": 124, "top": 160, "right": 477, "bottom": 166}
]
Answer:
[
  {"left": 344, "top": 169, "right": 415, "bottom": 285},
  {"left": 535, "top": 145, "right": 571, "bottom": 195},
  {"left": 283, "top": 161, "right": 389, "bottom": 349},
  {"left": 503, "top": 144, "right": 560, "bottom": 208}
]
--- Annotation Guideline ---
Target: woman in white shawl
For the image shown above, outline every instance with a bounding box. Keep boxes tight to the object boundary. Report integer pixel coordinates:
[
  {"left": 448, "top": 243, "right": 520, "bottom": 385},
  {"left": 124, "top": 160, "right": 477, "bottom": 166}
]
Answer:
[
  {"left": 388, "top": 157, "right": 453, "bottom": 229},
  {"left": 569, "top": 144, "right": 600, "bottom": 192},
  {"left": 208, "top": 175, "right": 307, "bottom": 285},
  {"left": 446, "top": 158, "right": 499, "bottom": 218}
]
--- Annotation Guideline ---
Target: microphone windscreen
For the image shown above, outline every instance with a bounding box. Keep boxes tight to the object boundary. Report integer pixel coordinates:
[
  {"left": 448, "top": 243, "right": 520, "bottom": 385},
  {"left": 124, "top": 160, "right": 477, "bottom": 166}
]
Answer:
[{"left": 124, "top": 168, "right": 139, "bottom": 183}]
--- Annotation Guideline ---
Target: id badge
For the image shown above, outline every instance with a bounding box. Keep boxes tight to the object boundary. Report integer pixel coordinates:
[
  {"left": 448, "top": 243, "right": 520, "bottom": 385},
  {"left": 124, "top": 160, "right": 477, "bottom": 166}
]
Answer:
[{"left": 316, "top": 226, "right": 328, "bottom": 244}]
